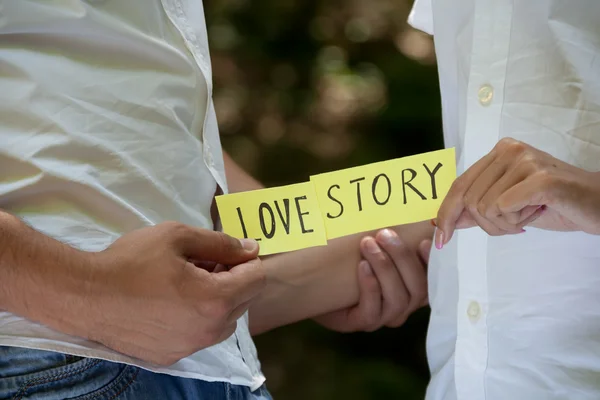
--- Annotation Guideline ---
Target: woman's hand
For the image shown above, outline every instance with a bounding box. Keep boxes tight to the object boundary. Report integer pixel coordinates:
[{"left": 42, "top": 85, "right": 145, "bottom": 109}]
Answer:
[
  {"left": 314, "top": 229, "right": 431, "bottom": 332},
  {"left": 435, "top": 137, "right": 600, "bottom": 249}
]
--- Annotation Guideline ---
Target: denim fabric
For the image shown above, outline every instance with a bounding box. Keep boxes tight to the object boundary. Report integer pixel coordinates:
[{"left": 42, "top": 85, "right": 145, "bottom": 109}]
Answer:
[{"left": 0, "top": 347, "right": 272, "bottom": 400}]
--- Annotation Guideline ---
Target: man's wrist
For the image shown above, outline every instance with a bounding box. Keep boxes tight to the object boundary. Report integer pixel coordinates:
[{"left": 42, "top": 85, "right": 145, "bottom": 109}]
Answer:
[{"left": 27, "top": 248, "right": 101, "bottom": 339}]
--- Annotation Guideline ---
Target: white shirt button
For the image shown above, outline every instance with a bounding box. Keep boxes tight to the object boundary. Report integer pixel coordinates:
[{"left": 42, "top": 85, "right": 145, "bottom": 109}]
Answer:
[
  {"left": 204, "top": 142, "right": 214, "bottom": 166},
  {"left": 478, "top": 84, "right": 494, "bottom": 106},
  {"left": 467, "top": 301, "right": 481, "bottom": 322}
]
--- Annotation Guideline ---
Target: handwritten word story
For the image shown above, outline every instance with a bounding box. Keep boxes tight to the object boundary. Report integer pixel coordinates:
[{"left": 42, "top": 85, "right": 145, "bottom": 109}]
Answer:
[
  {"left": 312, "top": 148, "right": 456, "bottom": 239},
  {"left": 216, "top": 148, "right": 456, "bottom": 255}
]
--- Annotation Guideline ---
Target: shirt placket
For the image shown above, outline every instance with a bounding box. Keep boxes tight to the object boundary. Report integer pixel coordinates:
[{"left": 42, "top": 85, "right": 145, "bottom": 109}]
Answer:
[
  {"left": 159, "top": 0, "right": 225, "bottom": 186},
  {"left": 160, "top": 0, "right": 256, "bottom": 379},
  {"left": 454, "top": 1, "right": 513, "bottom": 399}
]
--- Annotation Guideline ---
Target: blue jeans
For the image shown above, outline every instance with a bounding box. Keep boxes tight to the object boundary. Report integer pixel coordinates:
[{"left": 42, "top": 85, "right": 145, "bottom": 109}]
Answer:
[{"left": 0, "top": 346, "right": 272, "bottom": 400}]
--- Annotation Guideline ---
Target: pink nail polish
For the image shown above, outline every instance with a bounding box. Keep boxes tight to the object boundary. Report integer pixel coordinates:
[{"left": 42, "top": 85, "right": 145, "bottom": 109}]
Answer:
[{"left": 435, "top": 232, "right": 444, "bottom": 250}]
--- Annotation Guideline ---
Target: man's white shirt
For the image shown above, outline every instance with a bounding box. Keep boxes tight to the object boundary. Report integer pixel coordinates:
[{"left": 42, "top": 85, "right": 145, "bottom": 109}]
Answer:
[
  {"left": 410, "top": 1, "right": 600, "bottom": 399},
  {"left": 0, "top": 0, "right": 264, "bottom": 390}
]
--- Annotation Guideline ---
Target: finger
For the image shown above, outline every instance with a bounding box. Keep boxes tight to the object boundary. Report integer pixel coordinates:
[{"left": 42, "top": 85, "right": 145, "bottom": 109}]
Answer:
[
  {"left": 436, "top": 152, "right": 497, "bottom": 247},
  {"left": 361, "top": 236, "right": 409, "bottom": 325},
  {"left": 377, "top": 230, "right": 427, "bottom": 319},
  {"left": 454, "top": 209, "right": 478, "bottom": 229},
  {"left": 494, "top": 205, "right": 540, "bottom": 229},
  {"left": 497, "top": 175, "right": 550, "bottom": 214},
  {"left": 210, "top": 258, "right": 266, "bottom": 307},
  {"left": 175, "top": 226, "right": 259, "bottom": 265},
  {"left": 518, "top": 205, "right": 543, "bottom": 223},
  {"left": 462, "top": 156, "right": 512, "bottom": 231},
  {"left": 440, "top": 209, "right": 482, "bottom": 231},
  {"left": 477, "top": 161, "right": 531, "bottom": 232},
  {"left": 465, "top": 204, "right": 510, "bottom": 236},
  {"left": 418, "top": 239, "right": 432, "bottom": 264},
  {"left": 458, "top": 156, "right": 507, "bottom": 236},
  {"left": 516, "top": 205, "right": 546, "bottom": 230},
  {"left": 347, "top": 260, "right": 384, "bottom": 332},
  {"left": 450, "top": 147, "right": 531, "bottom": 236}
]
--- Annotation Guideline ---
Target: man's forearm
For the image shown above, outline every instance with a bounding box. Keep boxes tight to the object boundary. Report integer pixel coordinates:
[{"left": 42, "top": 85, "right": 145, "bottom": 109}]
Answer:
[{"left": 0, "top": 211, "right": 94, "bottom": 334}]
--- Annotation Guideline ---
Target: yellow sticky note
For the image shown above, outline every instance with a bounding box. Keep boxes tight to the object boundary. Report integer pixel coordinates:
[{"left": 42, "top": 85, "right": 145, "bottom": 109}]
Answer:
[
  {"left": 311, "top": 148, "right": 456, "bottom": 239},
  {"left": 216, "top": 182, "right": 328, "bottom": 255}
]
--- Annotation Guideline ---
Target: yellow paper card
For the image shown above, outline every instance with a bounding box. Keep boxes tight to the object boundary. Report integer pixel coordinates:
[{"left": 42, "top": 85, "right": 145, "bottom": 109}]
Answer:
[
  {"left": 216, "top": 182, "right": 327, "bottom": 255},
  {"left": 311, "top": 148, "right": 456, "bottom": 239}
]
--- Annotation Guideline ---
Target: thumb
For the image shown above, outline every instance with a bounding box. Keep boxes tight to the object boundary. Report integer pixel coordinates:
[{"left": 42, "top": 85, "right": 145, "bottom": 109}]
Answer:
[
  {"left": 211, "top": 258, "right": 267, "bottom": 307},
  {"left": 176, "top": 227, "right": 259, "bottom": 265}
]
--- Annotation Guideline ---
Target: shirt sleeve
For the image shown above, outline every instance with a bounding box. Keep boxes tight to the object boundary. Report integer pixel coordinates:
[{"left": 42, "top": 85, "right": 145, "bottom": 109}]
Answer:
[{"left": 408, "top": 0, "right": 434, "bottom": 35}]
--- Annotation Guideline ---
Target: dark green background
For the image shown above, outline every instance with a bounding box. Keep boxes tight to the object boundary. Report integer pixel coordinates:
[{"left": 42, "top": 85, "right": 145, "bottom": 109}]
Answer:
[{"left": 205, "top": 0, "right": 442, "bottom": 398}]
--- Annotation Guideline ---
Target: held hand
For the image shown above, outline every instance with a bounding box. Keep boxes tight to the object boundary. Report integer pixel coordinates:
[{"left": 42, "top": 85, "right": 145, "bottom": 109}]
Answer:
[
  {"left": 77, "top": 222, "right": 265, "bottom": 366},
  {"left": 435, "top": 138, "right": 600, "bottom": 248},
  {"left": 315, "top": 229, "right": 430, "bottom": 332}
]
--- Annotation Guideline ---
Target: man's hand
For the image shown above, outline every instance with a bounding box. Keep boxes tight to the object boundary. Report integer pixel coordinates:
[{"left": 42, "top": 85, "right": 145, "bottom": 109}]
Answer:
[
  {"left": 9, "top": 221, "right": 265, "bottom": 367},
  {"left": 434, "top": 138, "right": 600, "bottom": 248},
  {"left": 315, "top": 229, "right": 431, "bottom": 332}
]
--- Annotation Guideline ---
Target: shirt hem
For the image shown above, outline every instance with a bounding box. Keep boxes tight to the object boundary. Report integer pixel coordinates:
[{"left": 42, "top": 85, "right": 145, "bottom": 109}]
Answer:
[{"left": 0, "top": 337, "right": 266, "bottom": 392}]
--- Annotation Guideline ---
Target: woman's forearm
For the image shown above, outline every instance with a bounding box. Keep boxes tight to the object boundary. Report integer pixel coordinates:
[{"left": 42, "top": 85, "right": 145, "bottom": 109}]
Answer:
[
  {"left": 249, "top": 220, "right": 433, "bottom": 335},
  {"left": 221, "top": 150, "right": 434, "bottom": 335}
]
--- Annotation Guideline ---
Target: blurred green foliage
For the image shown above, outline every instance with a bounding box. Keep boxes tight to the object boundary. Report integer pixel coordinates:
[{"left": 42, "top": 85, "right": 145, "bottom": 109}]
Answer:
[{"left": 205, "top": 0, "right": 443, "bottom": 398}]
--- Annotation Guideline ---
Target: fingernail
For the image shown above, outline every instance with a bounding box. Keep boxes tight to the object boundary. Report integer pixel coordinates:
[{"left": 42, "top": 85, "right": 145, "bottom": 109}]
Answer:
[
  {"left": 378, "top": 229, "right": 401, "bottom": 246},
  {"left": 360, "top": 261, "right": 373, "bottom": 276},
  {"left": 239, "top": 238, "right": 258, "bottom": 252},
  {"left": 430, "top": 219, "right": 437, "bottom": 227},
  {"left": 519, "top": 228, "right": 526, "bottom": 234},
  {"left": 364, "top": 238, "right": 381, "bottom": 254},
  {"left": 435, "top": 231, "right": 444, "bottom": 250}
]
